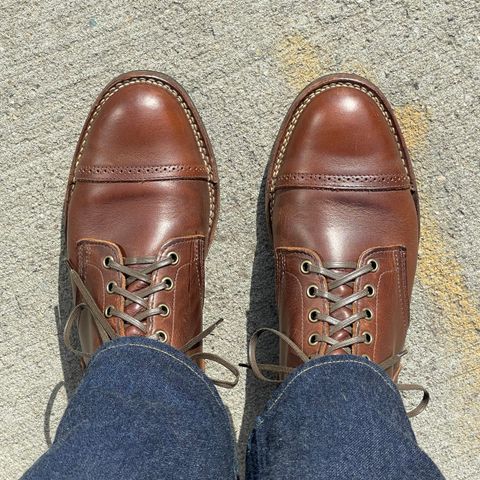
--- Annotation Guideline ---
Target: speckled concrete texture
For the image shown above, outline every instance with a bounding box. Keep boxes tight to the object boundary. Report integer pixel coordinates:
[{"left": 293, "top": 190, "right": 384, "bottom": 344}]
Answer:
[{"left": 1, "top": 1, "right": 479, "bottom": 479}]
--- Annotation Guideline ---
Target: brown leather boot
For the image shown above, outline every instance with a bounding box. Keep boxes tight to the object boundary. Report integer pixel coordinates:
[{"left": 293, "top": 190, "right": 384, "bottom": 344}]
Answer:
[
  {"left": 63, "top": 71, "right": 236, "bottom": 387},
  {"left": 249, "top": 73, "right": 428, "bottom": 415}
]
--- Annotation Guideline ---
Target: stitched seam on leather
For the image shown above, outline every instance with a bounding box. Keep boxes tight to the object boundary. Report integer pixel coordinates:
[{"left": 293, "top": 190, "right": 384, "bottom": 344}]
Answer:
[
  {"left": 163, "top": 236, "right": 204, "bottom": 252},
  {"left": 281, "top": 252, "right": 287, "bottom": 317},
  {"left": 193, "top": 240, "right": 202, "bottom": 310},
  {"left": 76, "top": 165, "right": 209, "bottom": 181},
  {"left": 70, "top": 77, "right": 216, "bottom": 229},
  {"left": 276, "top": 173, "right": 410, "bottom": 185},
  {"left": 402, "top": 249, "right": 409, "bottom": 327},
  {"left": 90, "top": 263, "right": 108, "bottom": 316},
  {"left": 87, "top": 241, "right": 124, "bottom": 333},
  {"left": 277, "top": 251, "right": 285, "bottom": 322},
  {"left": 78, "top": 243, "right": 87, "bottom": 281},
  {"left": 258, "top": 358, "right": 397, "bottom": 423},
  {"left": 373, "top": 267, "right": 394, "bottom": 362},
  {"left": 171, "top": 262, "right": 190, "bottom": 343},
  {"left": 92, "top": 343, "right": 226, "bottom": 410},
  {"left": 274, "top": 251, "right": 283, "bottom": 296},
  {"left": 284, "top": 269, "right": 306, "bottom": 353},
  {"left": 78, "top": 243, "right": 119, "bottom": 332},
  {"left": 286, "top": 250, "right": 318, "bottom": 351},
  {"left": 357, "top": 248, "right": 396, "bottom": 361},
  {"left": 154, "top": 236, "right": 204, "bottom": 340},
  {"left": 279, "top": 249, "right": 329, "bottom": 346},
  {"left": 395, "top": 250, "right": 408, "bottom": 332},
  {"left": 269, "top": 81, "right": 411, "bottom": 218},
  {"left": 78, "top": 165, "right": 207, "bottom": 174}
]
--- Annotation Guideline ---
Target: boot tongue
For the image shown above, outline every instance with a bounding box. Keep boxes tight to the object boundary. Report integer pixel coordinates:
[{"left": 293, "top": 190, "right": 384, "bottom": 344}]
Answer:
[{"left": 325, "top": 266, "right": 355, "bottom": 356}]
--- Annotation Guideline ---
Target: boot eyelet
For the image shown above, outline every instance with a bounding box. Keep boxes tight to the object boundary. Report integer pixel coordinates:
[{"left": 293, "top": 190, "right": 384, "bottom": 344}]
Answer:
[
  {"left": 162, "top": 277, "right": 174, "bottom": 290},
  {"left": 363, "top": 332, "right": 373, "bottom": 344},
  {"left": 300, "top": 260, "right": 312, "bottom": 274},
  {"left": 365, "top": 284, "right": 375, "bottom": 297},
  {"left": 106, "top": 281, "right": 117, "bottom": 293},
  {"left": 159, "top": 304, "right": 170, "bottom": 316},
  {"left": 168, "top": 252, "right": 179, "bottom": 265},
  {"left": 308, "top": 333, "right": 319, "bottom": 346},
  {"left": 308, "top": 309, "right": 320, "bottom": 322},
  {"left": 368, "top": 259, "right": 379, "bottom": 272},
  {"left": 306, "top": 285, "right": 318, "bottom": 298},
  {"left": 103, "top": 256, "right": 114, "bottom": 268},
  {"left": 154, "top": 330, "right": 168, "bottom": 343},
  {"left": 362, "top": 354, "right": 371, "bottom": 361},
  {"left": 363, "top": 308, "right": 373, "bottom": 320},
  {"left": 104, "top": 305, "right": 114, "bottom": 317}
]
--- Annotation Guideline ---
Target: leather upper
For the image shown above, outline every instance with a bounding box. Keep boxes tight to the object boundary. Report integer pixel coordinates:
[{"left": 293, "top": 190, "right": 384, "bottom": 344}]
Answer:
[
  {"left": 65, "top": 71, "right": 218, "bottom": 356},
  {"left": 268, "top": 74, "right": 419, "bottom": 379}
]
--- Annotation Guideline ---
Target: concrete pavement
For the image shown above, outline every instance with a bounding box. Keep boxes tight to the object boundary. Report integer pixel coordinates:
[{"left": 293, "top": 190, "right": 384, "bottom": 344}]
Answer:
[{"left": 1, "top": 1, "right": 479, "bottom": 478}]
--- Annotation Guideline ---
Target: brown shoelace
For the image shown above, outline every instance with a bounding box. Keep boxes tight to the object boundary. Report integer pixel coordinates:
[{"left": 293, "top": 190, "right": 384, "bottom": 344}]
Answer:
[
  {"left": 245, "top": 259, "right": 429, "bottom": 417},
  {"left": 64, "top": 254, "right": 239, "bottom": 389}
]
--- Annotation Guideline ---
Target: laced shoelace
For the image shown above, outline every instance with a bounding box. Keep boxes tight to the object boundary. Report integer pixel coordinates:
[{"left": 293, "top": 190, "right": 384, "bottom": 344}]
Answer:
[
  {"left": 303, "top": 259, "right": 378, "bottom": 352},
  {"left": 64, "top": 254, "right": 239, "bottom": 389},
  {"left": 245, "top": 259, "right": 429, "bottom": 417}
]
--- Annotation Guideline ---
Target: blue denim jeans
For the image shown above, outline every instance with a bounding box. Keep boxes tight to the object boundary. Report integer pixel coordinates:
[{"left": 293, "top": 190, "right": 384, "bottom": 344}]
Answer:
[{"left": 22, "top": 337, "right": 444, "bottom": 479}]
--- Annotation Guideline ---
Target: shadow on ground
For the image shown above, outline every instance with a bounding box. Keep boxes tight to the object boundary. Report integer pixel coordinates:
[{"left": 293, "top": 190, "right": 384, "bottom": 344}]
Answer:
[
  {"left": 55, "top": 213, "right": 83, "bottom": 397},
  {"left": 237, "top": 169, "right": 279, "bottom": 476},
  {"left": 43, "top": 212, "right": 83, "bottom": 447}
]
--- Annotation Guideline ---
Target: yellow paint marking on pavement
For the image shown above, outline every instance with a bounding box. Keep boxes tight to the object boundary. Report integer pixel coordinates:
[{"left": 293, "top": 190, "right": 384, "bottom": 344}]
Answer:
[
  {"left": 395, "top": 102, "right": 479, "bottom": 356},
  {"left": 396, "top": 105, "right": 430, "bottom": 151},
  {"left": 277, "top": 36, "right": 377, "bottom": 90},
  {"left": 418, "top": 206, "right": 480, "bottom": 347},
  {"left": 340, "top": 60, "right": 378, "bottom": 83},
  {"left": 276, "top": 35, "right": 327, "bottom": 90},
  {"left": 275, "top": 33, "right": 479, "bottom": 357}
]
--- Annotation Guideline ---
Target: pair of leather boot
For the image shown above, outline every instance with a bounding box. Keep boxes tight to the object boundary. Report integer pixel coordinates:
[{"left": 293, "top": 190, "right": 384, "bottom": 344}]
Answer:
[{"left": 64, "top": 71, "right": 427, "bottom": 414}]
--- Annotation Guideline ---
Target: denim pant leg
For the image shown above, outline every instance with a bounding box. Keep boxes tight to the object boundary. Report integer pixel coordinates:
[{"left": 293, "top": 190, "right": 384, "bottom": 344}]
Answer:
[
  {"left": 22, "top": 337, "right": 237, "bottom": 480},
  {"left": 246, "top": 355, "right": 444, "bottom": 480}
]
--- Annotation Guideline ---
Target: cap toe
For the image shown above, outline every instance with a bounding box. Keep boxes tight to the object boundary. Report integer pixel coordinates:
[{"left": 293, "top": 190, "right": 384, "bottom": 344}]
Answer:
[
  {"left": 76, "top": 81, "right": 204, "bottom": 170},
  {"left": 279, "top": 85, "right": 409, "bottom": 180}
]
